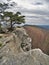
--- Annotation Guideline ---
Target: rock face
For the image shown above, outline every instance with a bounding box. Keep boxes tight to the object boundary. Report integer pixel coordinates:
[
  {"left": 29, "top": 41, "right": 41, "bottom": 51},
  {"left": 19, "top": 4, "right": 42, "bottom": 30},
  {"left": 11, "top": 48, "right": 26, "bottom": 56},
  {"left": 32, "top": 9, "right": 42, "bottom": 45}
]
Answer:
[{"left": 0, "top": 27, "right": 49, "bottom": 65}]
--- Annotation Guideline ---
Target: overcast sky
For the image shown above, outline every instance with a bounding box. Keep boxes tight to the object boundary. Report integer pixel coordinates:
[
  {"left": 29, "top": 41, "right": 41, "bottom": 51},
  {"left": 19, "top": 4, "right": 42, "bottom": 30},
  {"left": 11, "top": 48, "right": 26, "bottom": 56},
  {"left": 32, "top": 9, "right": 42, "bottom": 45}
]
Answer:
[{"left": 0, "top": 0, "right": 49, "bottom": 25}]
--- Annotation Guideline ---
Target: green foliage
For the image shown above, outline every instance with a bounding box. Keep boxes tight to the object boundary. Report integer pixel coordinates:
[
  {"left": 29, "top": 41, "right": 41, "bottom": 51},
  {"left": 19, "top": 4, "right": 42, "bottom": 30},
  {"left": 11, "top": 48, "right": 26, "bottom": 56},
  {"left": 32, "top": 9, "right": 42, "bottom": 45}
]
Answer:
[
  {"left": 14, "top": 12, "right": 25, "bottom": 24},
  {"left": 16, "top": 16, "right": 25, "bottom": 24},
  {"left": 0, "top": 3, "right": 9, "bottom": 33},
  {"left": 2, "top": 11, "right": 25, "bottom": 31},
  {"left": 3, "top": 12, "right": 13, "bottom": 17},
  {"left": 0, "top": 3, "right": 3, "bottom": 7},
  {"left": 3, "top": 11, "right": 25, "bottom": 23}
]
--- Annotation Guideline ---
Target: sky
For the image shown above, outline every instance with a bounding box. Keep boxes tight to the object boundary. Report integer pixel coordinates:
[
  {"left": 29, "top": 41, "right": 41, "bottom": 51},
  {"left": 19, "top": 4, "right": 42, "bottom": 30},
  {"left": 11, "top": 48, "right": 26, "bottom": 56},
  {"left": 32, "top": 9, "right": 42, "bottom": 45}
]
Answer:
[{"left": 0, "top": 0, "right": 49, "bottom": 25}]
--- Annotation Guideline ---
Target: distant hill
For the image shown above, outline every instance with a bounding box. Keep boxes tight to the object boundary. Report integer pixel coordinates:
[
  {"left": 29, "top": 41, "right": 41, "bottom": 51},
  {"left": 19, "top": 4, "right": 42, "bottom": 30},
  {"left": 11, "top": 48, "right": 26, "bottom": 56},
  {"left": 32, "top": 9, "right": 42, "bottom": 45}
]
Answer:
[
  {"left": 24, "top": 25, "right": 49, "bottom": 30},
  {"left": 24, "top": 25, "right": 49, "bottom": 55},
  {"left": 36, "top": 25, "right": 49, "bottom": 30}
]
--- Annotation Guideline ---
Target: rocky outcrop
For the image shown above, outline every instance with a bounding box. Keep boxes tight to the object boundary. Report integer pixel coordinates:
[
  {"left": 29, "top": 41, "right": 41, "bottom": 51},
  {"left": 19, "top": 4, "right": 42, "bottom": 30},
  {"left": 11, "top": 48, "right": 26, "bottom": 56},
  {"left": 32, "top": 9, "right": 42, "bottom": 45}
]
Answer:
[
  {"left": 13, "top": 27, "right": 32, "bottom": 52},
  {"left": 0, "top": 27, "right": 49, "bottom": 65}
]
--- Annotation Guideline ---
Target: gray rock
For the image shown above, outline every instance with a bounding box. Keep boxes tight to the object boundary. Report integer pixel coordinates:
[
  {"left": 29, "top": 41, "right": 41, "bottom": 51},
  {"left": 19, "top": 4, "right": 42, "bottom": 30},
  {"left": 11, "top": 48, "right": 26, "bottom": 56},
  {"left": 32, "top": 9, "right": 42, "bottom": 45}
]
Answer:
[
  {"left": 0, "top": 27, "right": 49, "bottom": 65},
  {"left": 0, "top": 48, "right": 49, "bottom": 65}
]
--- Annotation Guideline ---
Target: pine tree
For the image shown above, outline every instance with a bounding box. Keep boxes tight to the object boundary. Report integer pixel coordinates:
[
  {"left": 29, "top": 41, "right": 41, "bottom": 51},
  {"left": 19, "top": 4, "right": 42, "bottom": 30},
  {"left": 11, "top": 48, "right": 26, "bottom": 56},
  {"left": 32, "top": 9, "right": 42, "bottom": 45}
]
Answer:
[{"left": 3, "top": 11, "right": 25, "bottom": 31}]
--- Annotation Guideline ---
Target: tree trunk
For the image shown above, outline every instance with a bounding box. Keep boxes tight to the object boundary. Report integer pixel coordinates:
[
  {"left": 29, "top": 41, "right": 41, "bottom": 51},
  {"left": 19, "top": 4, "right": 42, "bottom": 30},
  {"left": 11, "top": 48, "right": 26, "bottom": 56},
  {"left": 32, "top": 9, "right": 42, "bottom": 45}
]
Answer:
[{"left": 10, "top": 21, "right": 13, "bottom": 31}]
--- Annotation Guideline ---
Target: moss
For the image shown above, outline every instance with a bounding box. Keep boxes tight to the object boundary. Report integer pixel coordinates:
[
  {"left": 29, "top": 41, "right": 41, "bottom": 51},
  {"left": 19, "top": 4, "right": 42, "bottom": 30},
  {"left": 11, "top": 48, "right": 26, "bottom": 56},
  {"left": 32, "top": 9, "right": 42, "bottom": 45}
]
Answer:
[
  {"left": 0, "top": 42, "right": 2, "bottom": 47},
  {"left": 0, "top": 36, "right": 2, "bottom": 38},
  {"left": 0, "top": 56, "right": 2, "bottom": 59}
]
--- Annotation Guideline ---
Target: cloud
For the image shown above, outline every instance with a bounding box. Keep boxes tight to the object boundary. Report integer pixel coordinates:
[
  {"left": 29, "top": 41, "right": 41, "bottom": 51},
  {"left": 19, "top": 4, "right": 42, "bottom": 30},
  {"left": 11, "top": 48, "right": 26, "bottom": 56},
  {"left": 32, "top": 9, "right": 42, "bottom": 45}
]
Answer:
[
  {"left": 33, "top": 2, "right": 43, "bottom": 5},
  {"left": 0, "top": 0, "right": 49, "bottom": 25},
  {"left": 45, "top": 0, "right": 49, "bottom": 2},
  {"left": 0, "top": 0, "right": 7, "bottom": 3}
]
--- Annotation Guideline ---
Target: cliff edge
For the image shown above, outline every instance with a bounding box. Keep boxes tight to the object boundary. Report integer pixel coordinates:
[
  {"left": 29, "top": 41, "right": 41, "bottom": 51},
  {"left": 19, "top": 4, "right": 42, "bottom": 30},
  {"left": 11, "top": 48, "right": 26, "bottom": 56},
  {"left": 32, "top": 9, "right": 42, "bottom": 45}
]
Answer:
[{"left": 0, "top": 27, "right": 49, "bottom": 65}]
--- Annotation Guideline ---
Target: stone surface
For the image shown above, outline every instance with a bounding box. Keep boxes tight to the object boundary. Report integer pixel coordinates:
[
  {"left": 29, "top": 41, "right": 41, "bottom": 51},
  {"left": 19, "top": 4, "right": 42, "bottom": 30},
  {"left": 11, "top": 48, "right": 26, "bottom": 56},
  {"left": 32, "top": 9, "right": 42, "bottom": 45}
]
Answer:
[{"left": 0, "top": 27, "right": 49, "bottom": 65}]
